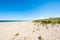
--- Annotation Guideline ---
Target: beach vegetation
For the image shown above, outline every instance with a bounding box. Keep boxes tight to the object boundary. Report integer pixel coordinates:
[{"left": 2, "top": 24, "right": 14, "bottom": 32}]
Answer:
[
  {"left": 33, "top": 17, "right": 60, "bottom": 27},
  {"left": 38, "top": 36, "right": 42, "bottom": 40}
]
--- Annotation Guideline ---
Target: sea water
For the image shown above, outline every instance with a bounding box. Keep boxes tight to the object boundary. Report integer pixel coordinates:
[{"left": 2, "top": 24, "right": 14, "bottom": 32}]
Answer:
[{"left": 0, "top": 20, "right": 26, "bottom": 22}]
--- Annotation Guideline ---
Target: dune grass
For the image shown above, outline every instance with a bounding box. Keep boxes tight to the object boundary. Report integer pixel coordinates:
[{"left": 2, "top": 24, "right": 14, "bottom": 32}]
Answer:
[{"left": 33, "top": 17, "right": 60, "bottom": 27}]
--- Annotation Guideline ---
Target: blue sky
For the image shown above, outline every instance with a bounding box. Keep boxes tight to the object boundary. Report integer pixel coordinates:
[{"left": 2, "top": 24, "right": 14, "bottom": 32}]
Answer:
[{"left": 0, "top": 0, "right": 60, "bottom": 20}]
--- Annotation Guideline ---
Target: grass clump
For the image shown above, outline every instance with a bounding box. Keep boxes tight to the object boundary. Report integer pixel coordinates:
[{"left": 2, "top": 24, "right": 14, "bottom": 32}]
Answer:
[{"left": 38, "top": 36, "right": 43, "bottom": 40}]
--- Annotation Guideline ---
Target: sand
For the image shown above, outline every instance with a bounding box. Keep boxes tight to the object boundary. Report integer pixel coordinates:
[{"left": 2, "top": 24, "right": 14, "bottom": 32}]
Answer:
[{"left": 0, "top": 21, "right": 60, "bottom": 40}]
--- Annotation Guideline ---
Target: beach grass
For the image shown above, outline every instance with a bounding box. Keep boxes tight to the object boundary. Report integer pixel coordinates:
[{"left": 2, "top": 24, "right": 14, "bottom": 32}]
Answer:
[{"left": 33, "top": 17, "right": 60, "bottom": 26}]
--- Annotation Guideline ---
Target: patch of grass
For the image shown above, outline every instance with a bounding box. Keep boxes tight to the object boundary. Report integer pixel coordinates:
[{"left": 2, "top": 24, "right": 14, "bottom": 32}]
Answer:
[
  {"left": 33, "top": 17, "right": 60, "bottom": 27},
  {"left": 38, "top": 36, "right": 42, "bottom": 40},
  {"left": 14, "top": 33, "right": 19, "bottom": 36}
]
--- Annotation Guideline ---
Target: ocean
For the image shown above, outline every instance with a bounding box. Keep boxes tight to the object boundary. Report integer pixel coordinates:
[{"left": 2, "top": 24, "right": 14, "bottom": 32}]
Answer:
[{"left": 0, "top": 20, "right": 26, "bottom": 22}]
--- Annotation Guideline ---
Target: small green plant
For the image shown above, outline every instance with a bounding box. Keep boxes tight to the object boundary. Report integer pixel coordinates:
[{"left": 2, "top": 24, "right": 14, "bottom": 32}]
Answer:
[
  {"left": 38, "top": 36, "right": 42, "bottom": 40},
  {"left": 12, "top": 33, "right": 19, "bottom": 40},
  {"left": 14, "top": 33, "right": 19, "bottom": 36}
]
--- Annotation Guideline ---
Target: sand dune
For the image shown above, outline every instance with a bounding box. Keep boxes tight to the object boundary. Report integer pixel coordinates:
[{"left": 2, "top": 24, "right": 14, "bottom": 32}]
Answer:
[{"left": 0, "top": 21, "right": 60, "bottom": 40}]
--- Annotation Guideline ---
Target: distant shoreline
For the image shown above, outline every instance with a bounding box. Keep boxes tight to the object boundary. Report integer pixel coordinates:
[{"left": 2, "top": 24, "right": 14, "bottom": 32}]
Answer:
[{"left": 0, "top": 20, "right": 28, "bottom": 22}]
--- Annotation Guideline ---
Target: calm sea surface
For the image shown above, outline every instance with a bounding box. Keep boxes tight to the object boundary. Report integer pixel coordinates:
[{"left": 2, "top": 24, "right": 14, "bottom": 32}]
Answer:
[{"left": 0, "top": 20, "right": 26, "bottom": 22}]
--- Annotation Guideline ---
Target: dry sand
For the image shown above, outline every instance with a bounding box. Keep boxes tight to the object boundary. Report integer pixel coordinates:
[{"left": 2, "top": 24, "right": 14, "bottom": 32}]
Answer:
[{"left": 0, "top": 21, "right": 60, "bottom": 40}]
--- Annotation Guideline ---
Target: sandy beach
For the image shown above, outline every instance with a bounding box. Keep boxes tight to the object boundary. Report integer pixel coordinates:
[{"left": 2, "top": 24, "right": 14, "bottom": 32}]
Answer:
[{"left": 0, "top": 21, "right": 60, "bottom": 40}]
